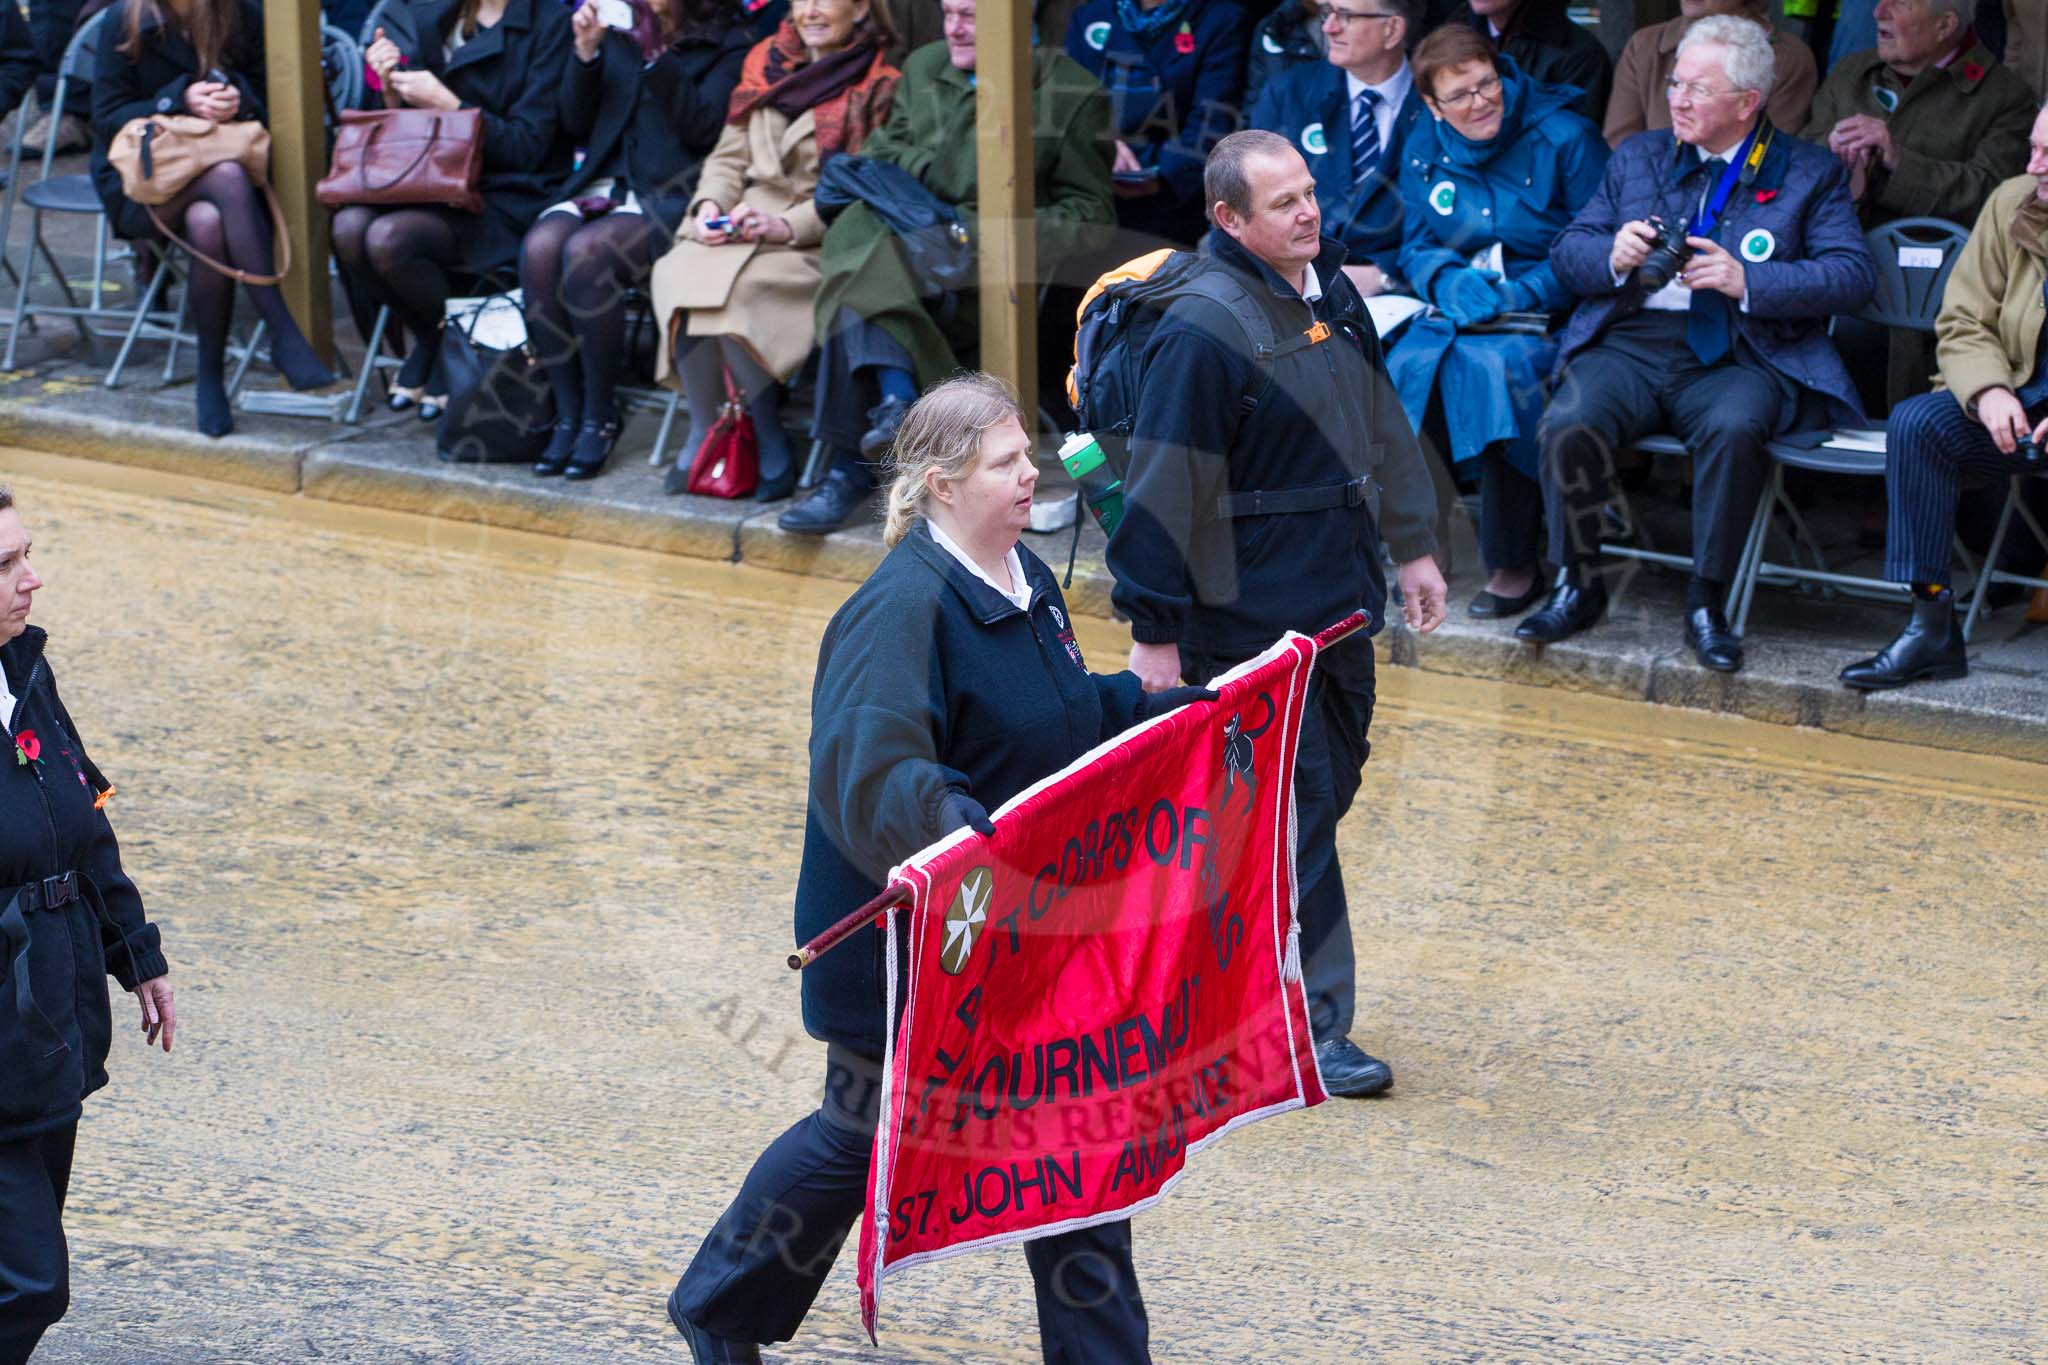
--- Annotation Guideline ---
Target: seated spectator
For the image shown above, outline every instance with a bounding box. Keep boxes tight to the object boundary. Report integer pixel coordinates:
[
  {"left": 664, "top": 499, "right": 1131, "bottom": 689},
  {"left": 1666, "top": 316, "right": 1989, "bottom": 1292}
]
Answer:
[
  {"left": 649, "top": 0, "right": 900, "bottom": 497},
  {"left": 520, "top": 0, "right": 753, "bottom": 482},
  {"left": 1249, "top": 0, "right": 1424, "bottom": 297},
  {"left": 1437, "top": 0, "right": 1610, "bottom": 124},
  {"left": 1803, "top": 0, "right": 2035, "bottom": 228},
  {"left": 338, "top": 0, "right": 575, "bottom": 422},
  {"left": 1606, "top": 0, "right": 1818, "bottom": 148},
  {"left": 0, "top": 5, "right": 39, "bottom": 134},
  {"left": 1245, "top": 0, "right": 1323, "bottom": 110},
  {"left": 89, "top": 0, "right": 337, "bottom": 438},
  {"left": 1841, "top": 101, "right": 2048, "bottom": 690},
  {"left": 780, "top": 0, "right": 1112, "bottom": 533},
  {"left": 1521, "top": 16, "right": 1875, "bottom": 673},
  {"left": 22, "top": 0, "right": 88, "bottom": 154},
  {"left": 1063, "top": 0, "right": 1249, "bottom": 244},
  {"left": 1386, "top": 26, "right": 1606, "bottom": 617},
  {"left": 2007, "top": 0, "right": 2046, "bottom": 99}
]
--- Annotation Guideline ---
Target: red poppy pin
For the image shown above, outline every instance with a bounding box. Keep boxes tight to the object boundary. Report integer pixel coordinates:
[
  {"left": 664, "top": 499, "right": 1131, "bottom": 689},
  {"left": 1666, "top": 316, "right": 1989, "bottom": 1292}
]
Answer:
[
  {"left": 1174, "top": 22, "right": 1194, "bottom": 54},
  {"left": 14, "top": 729, "right": 40, "bottom": 767},
  {"left": 1962, "top": 62, "right": 1985, "bottom": 82},
  {"left": 1754, "top": 188, "right": 1779, "bottom": 204}
]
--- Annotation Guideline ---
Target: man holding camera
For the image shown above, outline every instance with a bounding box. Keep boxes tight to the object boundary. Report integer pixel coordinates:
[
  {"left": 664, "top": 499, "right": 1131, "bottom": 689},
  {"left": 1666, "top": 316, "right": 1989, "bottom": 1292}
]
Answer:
[
  {"left": 1521, "top": 16, "right": 1875, "bottom": 672},
  {"left": 1841, "top": 100, "right": 2048, "bottom": 690}
]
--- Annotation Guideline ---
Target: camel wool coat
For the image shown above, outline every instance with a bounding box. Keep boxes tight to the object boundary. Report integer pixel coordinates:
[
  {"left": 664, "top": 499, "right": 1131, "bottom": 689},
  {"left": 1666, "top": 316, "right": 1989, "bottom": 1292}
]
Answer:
[{"left": 650, "top": 104, "right": 833, "bottom": 384}]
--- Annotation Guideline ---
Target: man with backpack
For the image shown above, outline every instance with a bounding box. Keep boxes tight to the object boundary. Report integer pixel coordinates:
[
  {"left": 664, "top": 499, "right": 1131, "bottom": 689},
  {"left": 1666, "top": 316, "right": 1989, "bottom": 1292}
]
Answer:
[{"left": 1095, "top": 128, "right": 1446, "bottom": 1098}]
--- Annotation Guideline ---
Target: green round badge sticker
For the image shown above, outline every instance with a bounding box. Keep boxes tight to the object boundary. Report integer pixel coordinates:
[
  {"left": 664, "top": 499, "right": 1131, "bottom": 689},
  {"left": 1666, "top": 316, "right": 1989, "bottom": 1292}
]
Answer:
[
  {"left": 1085, "top": 20, "right": 1110, "bottom": 49},
  {"left": 1301, "top": 121, "right": 1328, "bottom": 155},
  {"left": 1740, "top": 228, "right": 1776, "bottom": 263},
  {"left": 1429, "top": 181, "right": 1457, "bottom": 215}
]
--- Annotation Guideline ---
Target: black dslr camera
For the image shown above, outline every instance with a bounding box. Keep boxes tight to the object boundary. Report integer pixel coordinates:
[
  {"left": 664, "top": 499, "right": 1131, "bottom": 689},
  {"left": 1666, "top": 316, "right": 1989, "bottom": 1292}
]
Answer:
[
  {"left": 1634, "top": 216, "right": 1694, "bottom": 292},
  {"left": 2018, "top": 430, "right": 2043, "bottom": 466}
]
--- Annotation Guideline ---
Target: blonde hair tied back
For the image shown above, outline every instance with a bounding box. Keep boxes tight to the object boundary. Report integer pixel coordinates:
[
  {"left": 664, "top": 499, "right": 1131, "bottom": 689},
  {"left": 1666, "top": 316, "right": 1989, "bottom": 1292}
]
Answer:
[{"left": 881, "top": 373, "right": 1026, "bottom": 547}]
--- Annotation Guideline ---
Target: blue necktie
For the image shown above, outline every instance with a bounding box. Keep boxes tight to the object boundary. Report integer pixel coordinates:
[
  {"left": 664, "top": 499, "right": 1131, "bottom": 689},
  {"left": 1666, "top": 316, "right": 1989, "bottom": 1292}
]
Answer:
[
  {"left": 1351, "top": 88, "right": 1383, "bottom": 191},
  {"left": 1687, "top": 157, "right": 1732, "bottom": 366}
]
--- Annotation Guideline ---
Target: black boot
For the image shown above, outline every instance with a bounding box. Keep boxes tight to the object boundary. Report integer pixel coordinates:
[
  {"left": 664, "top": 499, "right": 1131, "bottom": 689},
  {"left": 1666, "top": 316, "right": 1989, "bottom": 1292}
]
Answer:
[
  {"left": 1840, "top": 589, "right": 1968, "bottom": 691},
  {"left": 859, "top": 395, "right": 913, "bottom": 458},
  {"left": 777, "top": 465, "right": 873, "bottom": 535},
  {"left": 1515, "top": 564, "right": 1609, "bottom": 643}
]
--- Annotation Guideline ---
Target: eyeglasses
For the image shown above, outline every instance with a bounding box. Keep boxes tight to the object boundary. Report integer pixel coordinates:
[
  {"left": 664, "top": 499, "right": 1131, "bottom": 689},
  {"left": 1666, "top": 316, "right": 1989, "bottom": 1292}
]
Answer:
[
  {"left": 1431, "top": 73, "right": 1503, "bottom": 109},
  {"left": 1315, "top": 5, "right": 1397, "bottom": 25},
  {"left": 1664, "top": 76, "right": 1740, "bottom": 103}
]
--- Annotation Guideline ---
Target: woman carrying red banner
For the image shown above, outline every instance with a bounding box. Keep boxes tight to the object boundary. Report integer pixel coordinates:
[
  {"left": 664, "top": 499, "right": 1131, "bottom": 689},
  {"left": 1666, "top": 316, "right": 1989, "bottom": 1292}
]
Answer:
[{"left": 664, "top": 374, "right": 1211, "bottom": 1364}]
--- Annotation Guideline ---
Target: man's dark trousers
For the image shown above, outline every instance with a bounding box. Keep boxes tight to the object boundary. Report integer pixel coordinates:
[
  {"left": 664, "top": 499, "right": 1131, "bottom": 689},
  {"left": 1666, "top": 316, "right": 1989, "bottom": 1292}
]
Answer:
[
  {"left": 671, "top": 1047, "right": 1150, "bottom": 1363},
  {"left": 1883, "top": 389, "right": 2048, "bottom": 583},
  {"left": 1184, "top": 642, "right": 1375, "bottom": 1044},
  {"left": 27, "top": 0, "right": 86, "bottom": 120},
  {"left": 1540, "top": 311, "right": 1792, "bottom": 575},
  {"left": 0, "top": 1123, "right": 74, "bottom": 1365}
]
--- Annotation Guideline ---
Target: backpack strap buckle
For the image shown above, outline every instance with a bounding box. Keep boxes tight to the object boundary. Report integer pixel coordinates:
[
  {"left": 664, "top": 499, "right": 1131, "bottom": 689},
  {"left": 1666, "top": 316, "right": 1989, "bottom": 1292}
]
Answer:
[{"left": 1305, "top": 321, "right": 1331, "bottom": 344}]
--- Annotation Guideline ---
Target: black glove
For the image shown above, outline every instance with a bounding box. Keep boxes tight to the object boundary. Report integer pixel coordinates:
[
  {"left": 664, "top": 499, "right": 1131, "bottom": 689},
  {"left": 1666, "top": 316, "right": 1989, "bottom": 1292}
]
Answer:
[
  {"left": 1149, "top": 686, "right": 1219, "bottom": 713},
  {"left": 939, "top": 789, "right": 995, "bottom": 837}
]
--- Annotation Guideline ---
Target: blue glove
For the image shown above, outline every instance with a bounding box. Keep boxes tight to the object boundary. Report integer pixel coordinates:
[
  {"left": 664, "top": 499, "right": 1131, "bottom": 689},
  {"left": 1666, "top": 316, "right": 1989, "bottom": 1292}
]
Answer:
[
  {"left": 1494, "top": 274, "right": 1544, "bottom": 313},
  {"left": 1431, "top": 268, "right": 1504, "bottom": 327},
  {"left": 939, "top": 789, "right": 995, "bottom": 837}
]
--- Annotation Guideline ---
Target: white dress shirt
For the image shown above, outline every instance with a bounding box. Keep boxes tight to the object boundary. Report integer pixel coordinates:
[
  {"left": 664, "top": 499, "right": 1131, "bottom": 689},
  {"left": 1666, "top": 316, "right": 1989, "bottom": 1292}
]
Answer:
[
  {"left": 1, "top": 671, "right": 15, "bottom": 736},
  {"left": 926, "top": 518, "right": 1033, "bottom": 613},
  {"left": 1626, "top": 138, "right": 1754, "bottom": 313},
  {"left": 1343, "top": 62, "right": 1412, "bottom": 159}
]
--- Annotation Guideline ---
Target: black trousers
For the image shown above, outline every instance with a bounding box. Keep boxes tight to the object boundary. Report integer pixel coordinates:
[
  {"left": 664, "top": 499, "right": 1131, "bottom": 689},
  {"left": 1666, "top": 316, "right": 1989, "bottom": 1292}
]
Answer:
[
  {"left": 0, "top": 1122, "right": 74, "bottom": 1365},
  {"left": 671, "top": 1047, "right": 1151, "bottom": 1363},
  {"left": 1883, "top": 389, "right": 2048, "bottom": 584},
  {"left": 1539, "top": 311, "right": 1793, "bottom": 582},
  {"left": 1478, "top": 446, "right": 1544, "bottom": 573},
  {"left": 26, "top": 0, "right": 83, "bottom": 117},
  {"left": 1184, "top": 640, "right": 1376, "bottom": 1043},
  {"left": 810, "top": 314, "right": 914, "bottom": 485}
]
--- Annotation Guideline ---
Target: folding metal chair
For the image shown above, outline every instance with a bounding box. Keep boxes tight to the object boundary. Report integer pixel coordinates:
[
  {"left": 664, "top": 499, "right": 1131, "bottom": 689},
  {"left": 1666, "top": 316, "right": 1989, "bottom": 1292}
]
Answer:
[
  {"left": 1595, "top": 432, "right": 1760, "bottom": 621},
  {"left": 1961, "top": 471, "right": 2048, "bottom": 640}
]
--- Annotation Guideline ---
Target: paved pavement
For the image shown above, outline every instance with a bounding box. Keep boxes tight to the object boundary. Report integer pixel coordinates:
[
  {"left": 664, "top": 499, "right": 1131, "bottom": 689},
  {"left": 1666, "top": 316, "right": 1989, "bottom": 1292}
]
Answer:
[{"left": 13, "top": 464, "right": 2048, "bottom": 1363}]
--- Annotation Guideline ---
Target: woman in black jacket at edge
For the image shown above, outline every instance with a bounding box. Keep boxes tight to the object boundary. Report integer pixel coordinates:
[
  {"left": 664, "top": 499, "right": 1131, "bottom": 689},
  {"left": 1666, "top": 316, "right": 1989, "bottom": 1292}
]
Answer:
[
  {"left": 0, "top": 486, "right": 174, "bottom": 1363},
  {"left": 521, "top": 0, "right": 753, "bottom": 481},
  {"left": 343, "top": 0, "right": 574, "bottom": 420},
  {"left": 89, "top": 0, "right": 338, "bottom": 437},
  {"left": 662, "top": 374, "right": 1211, "bottom": 1364}
]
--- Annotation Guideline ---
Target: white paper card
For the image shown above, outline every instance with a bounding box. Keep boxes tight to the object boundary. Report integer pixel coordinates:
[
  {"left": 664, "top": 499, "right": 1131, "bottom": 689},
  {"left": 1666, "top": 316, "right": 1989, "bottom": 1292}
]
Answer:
[
  {"left": 1898, "top": 246, "right": 1945, "bottom": 270},
  {"left": 1366, "top": 293, "right": 1430, "bottom": 339}
]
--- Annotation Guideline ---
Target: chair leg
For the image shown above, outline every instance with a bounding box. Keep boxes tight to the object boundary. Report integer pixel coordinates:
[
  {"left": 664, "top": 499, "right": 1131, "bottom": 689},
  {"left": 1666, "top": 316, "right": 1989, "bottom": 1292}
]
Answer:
[
  {"left": 649, "top": 387, "right": 680, "bottom": 467},
  {"left": 344, "top": 305, "right": 391, "bottom": 424},
  {"left": 1961, "top": 477, "right": 2022, "bottom": 642},
  {"left": 107, "top": 261, "right": 171, "bottom": 389},
  {"left": 1730, "top": 474, "right": 1776, "bottom": 637},
  {"left": 161, "top": 265, "right": 190, "bottom": 383},
  {"left": 799, "top": 437, "right": 832, "bottom": 490},
  {"left": 31, "top": 223, "right": 92, "bottom": 356},
  {"left": 2, "top": 221, "right": 35, "bottom": 371},
  {"left": 230, "top": 318, "right": 265, "bottom": 397}
]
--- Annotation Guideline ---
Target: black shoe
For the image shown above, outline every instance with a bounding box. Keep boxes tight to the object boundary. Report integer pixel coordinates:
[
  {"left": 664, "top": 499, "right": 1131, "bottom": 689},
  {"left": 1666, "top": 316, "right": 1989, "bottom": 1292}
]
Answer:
[
  {"left": 1467, "top": 579, "right": 1545, "bottom": 619},
  {"left": 1683, "top": 604, "right": 1743, "bottom": 672},
  {"left": 1840, "top": 589, "right": 1968, "bottom": 691},
  {"left": 385, "top": 385, "right": 420, "bottom": 414},
  {"left": 1515, "top": 566, "right": 1608, "bottom": 643},
  {"left": 532, "top": 418, "right": 579, "bottom": 477},
  {"left": 777, "top": 469, "right": 871, "bottom": 535},
  {"left": 754, "top": 468, "right": 796, "bottom": 503},
  {"left": 1314, "top": 1037, "right": 1393, "bottom": 1098},
  {"left": 859, "top": 395, "right": 913, "bottom": 458},
  {"left": 417, "top": 394, "right": 446, "bottom": 424},
  {"left": 563, "top": 418, "right": 621, "bottom": 481},
  {"left": 666, "top": 1287, "right": 760, "bottom": 1365}
]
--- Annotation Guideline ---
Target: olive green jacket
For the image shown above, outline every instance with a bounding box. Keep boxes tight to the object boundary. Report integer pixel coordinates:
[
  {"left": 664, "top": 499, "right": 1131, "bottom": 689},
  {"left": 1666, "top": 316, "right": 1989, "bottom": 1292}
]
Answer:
[
  {"left": 1935, "top": 174, "right": 2048, "bottom": 407},
  {"left": 813, "top": 41, "right": 1114, "bottom": 385},
  {"left": 1800, "top": 41, "right": 2036, "bottom": 229}
]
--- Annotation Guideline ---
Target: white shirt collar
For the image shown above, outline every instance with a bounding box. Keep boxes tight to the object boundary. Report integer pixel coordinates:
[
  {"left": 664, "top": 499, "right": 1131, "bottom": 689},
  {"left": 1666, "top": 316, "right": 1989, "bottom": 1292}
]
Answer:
[
  {"left": 925, "top": 518, "right": 1033, "bottom": 612},
  {"left": 0, "top": 670, "right": 14, "bottom": 736},
  {"left": 1343, "top": 61, "right": 1410, "bottom": 108},
  {"left": 1697, "top": 135, "right": 1748, "bottom": 163},
  {"left": 1300, "top": 261, "right": 1323, "bottom": 302}
]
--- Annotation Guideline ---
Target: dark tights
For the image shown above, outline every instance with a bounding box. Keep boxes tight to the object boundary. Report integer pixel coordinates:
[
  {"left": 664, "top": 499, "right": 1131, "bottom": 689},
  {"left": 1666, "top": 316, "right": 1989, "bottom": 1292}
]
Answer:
[
  {"left": 331, "top": 205, "right": 465, "bottom": 391},
  {"left": 519, "top": 211, "right": 653, "bottom": 428},
  {"left": 156, "top": 161, "right": 334, "bottom": 435}
]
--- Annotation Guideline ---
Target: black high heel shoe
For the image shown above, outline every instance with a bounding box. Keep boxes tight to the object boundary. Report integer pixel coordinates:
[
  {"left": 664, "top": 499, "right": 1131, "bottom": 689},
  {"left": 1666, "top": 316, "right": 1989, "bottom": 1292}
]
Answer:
[
  {"left": 387, "top": 341, "right": 438, "bottom": 413},
  {"left": 533, "top": 418, "right": 580, "bottom": 477},
  {"left": 386, "top": 384, "right": 421, "bottom": 413},
  {"left": 753, "top": 469, "right": 796, "bottom": 503},
  {"left": 562, "top": 417, "right": 621, "bottom": 481},
  {"left": 417, "top": 394, "right": 447, "bottom": 424}
]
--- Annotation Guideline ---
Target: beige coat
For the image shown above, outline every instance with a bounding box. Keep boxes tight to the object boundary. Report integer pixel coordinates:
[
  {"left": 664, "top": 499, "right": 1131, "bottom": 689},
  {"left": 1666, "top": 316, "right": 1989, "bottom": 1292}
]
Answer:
[
  {"left": 1935, "top": 174, "right": 2047, "bottom": 406},
  {"left": 2008, "top": 0, "right": 2047, "bottom": 100},
  {"left": 650, "top": 106, "right": 831, "bottom": 383}
]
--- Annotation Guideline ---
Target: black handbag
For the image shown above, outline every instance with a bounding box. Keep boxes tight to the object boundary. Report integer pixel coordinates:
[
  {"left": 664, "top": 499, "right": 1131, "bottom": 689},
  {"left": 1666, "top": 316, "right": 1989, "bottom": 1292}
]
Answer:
[
  {"left": 814, "top": 155, "right": 976, "bottom": 301},
  {"left": 435, "top": 293, "right": 556, "bottom": 464}
]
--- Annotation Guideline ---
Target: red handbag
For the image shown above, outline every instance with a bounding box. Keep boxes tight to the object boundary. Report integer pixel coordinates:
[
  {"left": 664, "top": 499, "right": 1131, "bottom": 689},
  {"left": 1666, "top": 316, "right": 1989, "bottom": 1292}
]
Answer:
[{"left": 686, "top": 372, "right": 759, "bottom": 499}]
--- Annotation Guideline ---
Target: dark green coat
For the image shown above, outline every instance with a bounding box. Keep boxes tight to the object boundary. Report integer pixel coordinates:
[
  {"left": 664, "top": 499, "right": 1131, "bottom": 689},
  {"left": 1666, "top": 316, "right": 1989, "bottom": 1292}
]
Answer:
[
  {"left": 1800, "top": 40, "right": 2037, "bottom": 229},
  {"left": 812, "top": 42, "right": 1114, "bottom": 386}
]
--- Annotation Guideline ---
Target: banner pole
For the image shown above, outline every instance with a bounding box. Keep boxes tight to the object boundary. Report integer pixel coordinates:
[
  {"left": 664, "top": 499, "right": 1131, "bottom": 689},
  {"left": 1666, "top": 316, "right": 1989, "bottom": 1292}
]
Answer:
[
  {"left": 788, "top": 884, "right": 913, "bottom": 971},
  {"left": 1312, "top": 610, "right": 1370, "bottom": 650}
]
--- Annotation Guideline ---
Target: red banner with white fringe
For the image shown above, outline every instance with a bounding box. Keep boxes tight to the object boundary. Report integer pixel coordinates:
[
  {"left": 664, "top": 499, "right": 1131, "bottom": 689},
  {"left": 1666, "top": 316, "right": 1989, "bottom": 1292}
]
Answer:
[{"left": 855, "top": 627, "right": 1344, "bottom": 1337}]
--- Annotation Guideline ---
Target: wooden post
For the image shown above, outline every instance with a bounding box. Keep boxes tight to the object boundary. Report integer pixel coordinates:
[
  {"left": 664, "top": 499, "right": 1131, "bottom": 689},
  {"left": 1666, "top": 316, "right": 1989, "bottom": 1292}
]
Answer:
[
  {"left": 975, "top": 0, "right": 1036, "bottom": 424},
  {"left": 264, "top": 0, "right": 333, "bottom": 361}
]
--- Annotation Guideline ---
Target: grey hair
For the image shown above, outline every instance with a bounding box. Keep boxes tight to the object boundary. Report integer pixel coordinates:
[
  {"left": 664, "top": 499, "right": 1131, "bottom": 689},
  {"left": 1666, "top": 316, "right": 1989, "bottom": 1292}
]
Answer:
[
  {"left": 1922, "top": 0, "right": 1970, "bottom": 21},
  {"left": 0, "top": 485, "right": 11, "bottom": 512},
  {"left": 881, "top": 373, "right": 1026, "bottom": 548},
  {"left": 1679, "top": 14, "right": 1776, "bottom": 97},
  {"left": 1205, "top": 129, "right": 1298, "bottom": 223}
]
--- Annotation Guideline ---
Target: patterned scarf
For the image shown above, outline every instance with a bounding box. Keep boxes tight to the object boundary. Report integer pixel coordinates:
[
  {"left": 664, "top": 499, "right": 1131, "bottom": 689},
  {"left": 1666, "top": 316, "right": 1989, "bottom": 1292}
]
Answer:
[
  {"left": 1115, "top": 0, "right": 1190, "bottom": 39},
  {"left": 725, "top": 20, "right": 899, "bottom": 157}
]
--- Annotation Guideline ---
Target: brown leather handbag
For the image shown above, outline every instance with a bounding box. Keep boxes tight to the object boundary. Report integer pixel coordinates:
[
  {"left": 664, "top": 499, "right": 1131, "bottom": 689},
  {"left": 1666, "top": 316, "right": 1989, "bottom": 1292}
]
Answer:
[
  {"left": 315, "top": 108, "right": 485, "bottom": 215},
  {"left": 107, "top": 113, "right": 290, "bottom": 285}
]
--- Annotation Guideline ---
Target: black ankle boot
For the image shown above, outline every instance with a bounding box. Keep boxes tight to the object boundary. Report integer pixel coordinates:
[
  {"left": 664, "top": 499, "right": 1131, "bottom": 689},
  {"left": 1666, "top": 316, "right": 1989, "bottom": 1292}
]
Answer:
[
  {"left": 563, "top": 417, "right": 622, "bottom": 481},
  {"left": 532, "top": 418, "right": 579, "bottom": 477},
  {"left": 1515, "top": 564, "right": 1608, "bottom": 643},
  {"left": 1840, "top": 590, "right": 1968, "bottom": 691}
]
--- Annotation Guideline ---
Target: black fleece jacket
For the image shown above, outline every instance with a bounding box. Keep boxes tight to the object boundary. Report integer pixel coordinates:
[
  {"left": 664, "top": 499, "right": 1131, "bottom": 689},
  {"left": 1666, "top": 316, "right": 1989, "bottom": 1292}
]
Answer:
[
  {"left": 2, "top": 627, "right": 167, "bottom": 1143},
  {"left": 1106, "top": 230, "right": 1439, "bottom": 668},
  {"left": 794, "top": 523, "right": 1156, "bottom": 1058}
]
